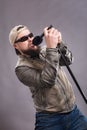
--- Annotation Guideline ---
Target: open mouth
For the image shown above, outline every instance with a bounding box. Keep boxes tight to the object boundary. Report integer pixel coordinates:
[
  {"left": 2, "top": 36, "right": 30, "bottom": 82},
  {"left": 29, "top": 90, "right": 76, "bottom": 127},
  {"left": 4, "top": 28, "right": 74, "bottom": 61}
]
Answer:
[{"left": 30, "top": 45, "right": 37, "bottom": 50}]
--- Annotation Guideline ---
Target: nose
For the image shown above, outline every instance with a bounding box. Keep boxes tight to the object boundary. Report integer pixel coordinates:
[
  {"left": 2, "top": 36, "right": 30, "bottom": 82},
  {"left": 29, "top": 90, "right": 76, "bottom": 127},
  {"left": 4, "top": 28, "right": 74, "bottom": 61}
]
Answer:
[{"left": 28, "top": 37, "right": 34, "bottom": 44}]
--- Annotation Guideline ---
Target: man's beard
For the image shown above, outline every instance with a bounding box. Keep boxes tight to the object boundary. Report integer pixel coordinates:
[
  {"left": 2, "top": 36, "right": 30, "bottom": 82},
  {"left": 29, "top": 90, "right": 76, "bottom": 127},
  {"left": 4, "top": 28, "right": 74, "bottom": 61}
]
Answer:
[{"left": 22, "top": 46, "right": 40, "bottom": 59}]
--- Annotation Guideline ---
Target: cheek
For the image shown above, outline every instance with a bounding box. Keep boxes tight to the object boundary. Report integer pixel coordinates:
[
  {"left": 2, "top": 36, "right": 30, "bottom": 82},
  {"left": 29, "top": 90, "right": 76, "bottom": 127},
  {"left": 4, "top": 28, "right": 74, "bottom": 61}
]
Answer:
[{"left": 20, "top": 42, "right": 29, "bottom": 50}]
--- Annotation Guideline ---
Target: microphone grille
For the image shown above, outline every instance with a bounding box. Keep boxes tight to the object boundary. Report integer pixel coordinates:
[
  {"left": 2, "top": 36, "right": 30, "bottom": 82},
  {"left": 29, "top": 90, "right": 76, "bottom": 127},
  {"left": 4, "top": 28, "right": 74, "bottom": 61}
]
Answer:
[{"left": 33, "top": 36, "right": 43, "bottom": 45}]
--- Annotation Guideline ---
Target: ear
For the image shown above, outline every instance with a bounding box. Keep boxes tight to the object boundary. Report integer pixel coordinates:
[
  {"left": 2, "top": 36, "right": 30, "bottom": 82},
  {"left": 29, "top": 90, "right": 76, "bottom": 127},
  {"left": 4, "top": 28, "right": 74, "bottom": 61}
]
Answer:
[{"left": 13, "top": 44, "right": 18, "bottom": 49}]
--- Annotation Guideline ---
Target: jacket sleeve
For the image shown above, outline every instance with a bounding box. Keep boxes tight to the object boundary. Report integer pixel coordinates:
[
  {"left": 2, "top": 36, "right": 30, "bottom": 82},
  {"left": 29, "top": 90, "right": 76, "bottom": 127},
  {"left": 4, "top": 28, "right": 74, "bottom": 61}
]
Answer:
[
  {"left": 15, "top": 48, "right": 60, "bottom": 89},
  {"left": 57, "top": 42, "right": 74, "bottom": 66}
]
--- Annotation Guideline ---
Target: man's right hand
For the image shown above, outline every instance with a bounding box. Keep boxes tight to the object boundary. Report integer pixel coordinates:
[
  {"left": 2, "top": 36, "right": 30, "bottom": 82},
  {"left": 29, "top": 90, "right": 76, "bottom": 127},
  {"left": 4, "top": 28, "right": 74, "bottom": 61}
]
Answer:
[{"left": 44, "top": 27, "right": 62, "bottom": 48}]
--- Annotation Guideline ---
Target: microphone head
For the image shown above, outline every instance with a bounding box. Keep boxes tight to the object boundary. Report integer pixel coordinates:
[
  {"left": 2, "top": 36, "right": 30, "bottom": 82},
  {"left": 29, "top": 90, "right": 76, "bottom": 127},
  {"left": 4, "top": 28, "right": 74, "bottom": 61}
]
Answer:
[
  {"left": 32, "top": 25, "right": 53, "bottom": 46},
  {"left": 33, "top": 36, "right": 43, "bottom": 46}
]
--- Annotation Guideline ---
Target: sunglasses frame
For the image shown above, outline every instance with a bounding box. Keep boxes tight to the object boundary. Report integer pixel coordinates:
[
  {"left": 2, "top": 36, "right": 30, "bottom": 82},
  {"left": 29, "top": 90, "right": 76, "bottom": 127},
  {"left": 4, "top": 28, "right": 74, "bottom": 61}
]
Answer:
[{"left": 15, "top": 33, "right": 34, "bottom": 43}]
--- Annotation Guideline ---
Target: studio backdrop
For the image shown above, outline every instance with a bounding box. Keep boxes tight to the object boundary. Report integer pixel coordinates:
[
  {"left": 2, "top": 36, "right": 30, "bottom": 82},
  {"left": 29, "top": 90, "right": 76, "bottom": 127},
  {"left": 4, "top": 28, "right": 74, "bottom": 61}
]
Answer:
[{"left": 0, "top": 0, "right": 87, "bottom": 130}]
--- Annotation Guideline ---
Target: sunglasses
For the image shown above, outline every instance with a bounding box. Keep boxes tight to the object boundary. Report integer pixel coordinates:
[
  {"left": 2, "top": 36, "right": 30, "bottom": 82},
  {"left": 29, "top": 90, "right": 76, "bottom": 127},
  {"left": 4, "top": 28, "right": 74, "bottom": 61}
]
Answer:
[{"left": 15, "top": 33, "right": 34, "bottom": 43}]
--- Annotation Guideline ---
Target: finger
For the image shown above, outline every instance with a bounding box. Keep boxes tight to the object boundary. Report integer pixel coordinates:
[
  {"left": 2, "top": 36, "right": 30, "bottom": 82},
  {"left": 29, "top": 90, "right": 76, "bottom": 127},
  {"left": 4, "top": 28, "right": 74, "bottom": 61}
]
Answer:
[
  {"left": 58, "top": 32, "right": 62, "bottom": 43},
  {"left": 44, "top": 27, "right": 49, "bottom": 36}
]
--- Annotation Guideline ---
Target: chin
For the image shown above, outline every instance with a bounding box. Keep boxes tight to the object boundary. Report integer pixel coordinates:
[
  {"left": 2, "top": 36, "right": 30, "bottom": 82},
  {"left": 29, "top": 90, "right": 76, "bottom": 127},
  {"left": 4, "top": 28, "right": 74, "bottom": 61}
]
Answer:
[{"left": 22, "top": 46, "right": 40, "bottom": 58}]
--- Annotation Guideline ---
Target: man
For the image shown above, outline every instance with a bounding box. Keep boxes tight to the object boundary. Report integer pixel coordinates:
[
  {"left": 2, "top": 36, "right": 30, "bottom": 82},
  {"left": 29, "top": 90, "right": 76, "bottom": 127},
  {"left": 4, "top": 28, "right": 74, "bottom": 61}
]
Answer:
[{"left": 9, "top": 25, "right": 87, "bottom": 130}]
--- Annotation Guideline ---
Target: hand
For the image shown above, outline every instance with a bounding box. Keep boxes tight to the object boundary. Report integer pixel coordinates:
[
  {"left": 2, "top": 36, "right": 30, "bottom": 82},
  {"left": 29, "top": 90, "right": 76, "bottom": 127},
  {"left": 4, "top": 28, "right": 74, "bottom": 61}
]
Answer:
[
  {"left": 58, "top": 32, "right": 62, "bottom": 44},
  {"left": 44, "top": 27, "right": 62, "bottom": 48}
]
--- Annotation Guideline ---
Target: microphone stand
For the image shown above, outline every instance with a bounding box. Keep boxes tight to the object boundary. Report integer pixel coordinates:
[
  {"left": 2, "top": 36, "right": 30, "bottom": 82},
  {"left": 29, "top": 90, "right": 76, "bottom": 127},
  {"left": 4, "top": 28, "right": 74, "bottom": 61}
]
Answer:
[
  {"left": 33, "top": 25, "right": 87, "bottom": 104},
  {"left": 58, "top": 48, "right": 87, "bottom": 104}
]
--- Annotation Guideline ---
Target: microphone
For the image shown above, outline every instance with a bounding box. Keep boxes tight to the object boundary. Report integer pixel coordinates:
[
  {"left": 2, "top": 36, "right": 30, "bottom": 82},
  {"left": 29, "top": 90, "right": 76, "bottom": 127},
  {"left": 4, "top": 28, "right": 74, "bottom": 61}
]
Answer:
[{"left": 33, "top": 25, "right": 53, "bottom": 46}]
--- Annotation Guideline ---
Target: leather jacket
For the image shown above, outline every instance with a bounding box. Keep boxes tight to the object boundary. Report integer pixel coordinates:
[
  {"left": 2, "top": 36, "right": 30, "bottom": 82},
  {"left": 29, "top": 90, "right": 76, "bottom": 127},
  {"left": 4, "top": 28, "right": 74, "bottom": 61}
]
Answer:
[{"left": 15, "top": 43, "right": 75, "bottom": 113}]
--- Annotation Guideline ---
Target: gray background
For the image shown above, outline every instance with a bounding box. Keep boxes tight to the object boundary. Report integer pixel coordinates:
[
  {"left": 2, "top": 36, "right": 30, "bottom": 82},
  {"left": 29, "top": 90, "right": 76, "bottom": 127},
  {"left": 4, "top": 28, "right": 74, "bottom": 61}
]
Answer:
[{"left": 0, "top": 0, "right": 87, "bottom": 129}]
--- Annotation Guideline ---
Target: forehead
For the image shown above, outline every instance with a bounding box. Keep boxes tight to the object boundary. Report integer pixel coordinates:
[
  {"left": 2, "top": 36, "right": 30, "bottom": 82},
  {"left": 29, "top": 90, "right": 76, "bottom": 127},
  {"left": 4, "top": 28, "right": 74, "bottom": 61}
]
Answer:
[{"left": 17, "top": 29, "right": 30, "bottom": 38}]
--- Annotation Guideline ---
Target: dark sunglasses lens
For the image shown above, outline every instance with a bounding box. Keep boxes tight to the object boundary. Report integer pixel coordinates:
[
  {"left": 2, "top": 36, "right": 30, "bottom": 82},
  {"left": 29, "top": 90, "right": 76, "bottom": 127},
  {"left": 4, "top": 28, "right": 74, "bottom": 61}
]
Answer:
[
  {"left": 29, "top": 33, "right": 33, "bottom": 38},
  {"left": 20, "top": 36, "right": 28, "bottom": 42}
]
